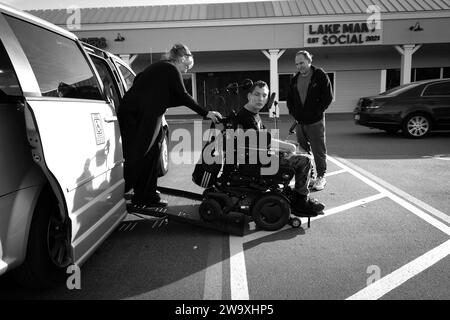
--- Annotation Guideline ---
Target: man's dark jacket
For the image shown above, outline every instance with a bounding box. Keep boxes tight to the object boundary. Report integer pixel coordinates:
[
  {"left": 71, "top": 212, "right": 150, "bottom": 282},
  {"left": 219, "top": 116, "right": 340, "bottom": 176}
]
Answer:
[
  {"left": 117, "top": 60, "right": 207, "bottom": 187},
  {"left": 286, "top": 65, "right": 333, "bottom": 125}
]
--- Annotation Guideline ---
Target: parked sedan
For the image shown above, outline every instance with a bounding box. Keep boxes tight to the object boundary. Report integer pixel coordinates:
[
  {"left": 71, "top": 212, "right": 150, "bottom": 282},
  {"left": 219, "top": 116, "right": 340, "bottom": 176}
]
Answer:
[{"left": 353, "top": 78, "right": 450, "bottom": 138}]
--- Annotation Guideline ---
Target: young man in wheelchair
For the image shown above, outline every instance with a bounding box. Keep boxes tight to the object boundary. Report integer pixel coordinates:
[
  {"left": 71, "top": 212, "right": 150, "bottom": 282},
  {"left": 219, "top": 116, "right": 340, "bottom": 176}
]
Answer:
[{"left": 234, "top": 80, "right": 325, "bottom": 216}]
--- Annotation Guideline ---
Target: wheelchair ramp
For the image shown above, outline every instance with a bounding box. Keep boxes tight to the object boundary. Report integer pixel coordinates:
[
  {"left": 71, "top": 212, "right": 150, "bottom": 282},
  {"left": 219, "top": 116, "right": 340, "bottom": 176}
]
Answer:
[{"left": 125, "top": 187, "right": 247, "bottom": 236}]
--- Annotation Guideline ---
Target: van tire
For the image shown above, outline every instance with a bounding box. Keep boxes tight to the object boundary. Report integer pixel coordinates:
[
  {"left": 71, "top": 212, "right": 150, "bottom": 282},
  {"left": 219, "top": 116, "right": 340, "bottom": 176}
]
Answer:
[
  {"left": 13, "top": 187, "right": 71, "bottom": 288},
  {"left": 157, "top": 128, "right": 169, "bottom": 177}
]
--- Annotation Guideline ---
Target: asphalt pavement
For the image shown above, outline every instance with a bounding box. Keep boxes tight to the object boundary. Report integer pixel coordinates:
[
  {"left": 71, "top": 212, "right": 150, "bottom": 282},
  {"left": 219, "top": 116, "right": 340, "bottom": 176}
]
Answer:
[{"left": 1, "top": 115, "right": 449, "bottom": 300}]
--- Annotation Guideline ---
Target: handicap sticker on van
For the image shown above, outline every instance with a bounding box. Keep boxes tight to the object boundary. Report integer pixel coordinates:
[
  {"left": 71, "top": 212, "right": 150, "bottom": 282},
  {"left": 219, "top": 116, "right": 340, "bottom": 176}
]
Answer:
[{"left": 91, "top": 113, "right": 105, "bottom": 145}]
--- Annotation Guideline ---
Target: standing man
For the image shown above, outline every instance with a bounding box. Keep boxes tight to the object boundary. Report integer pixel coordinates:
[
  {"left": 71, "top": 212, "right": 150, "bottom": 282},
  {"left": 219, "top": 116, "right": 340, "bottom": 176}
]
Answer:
[
  {"left": 287, "top": 50, "right": 333, "bottom": 191},
  {"left": 118, "top": 43, "right": 222, "bottom": 208}
]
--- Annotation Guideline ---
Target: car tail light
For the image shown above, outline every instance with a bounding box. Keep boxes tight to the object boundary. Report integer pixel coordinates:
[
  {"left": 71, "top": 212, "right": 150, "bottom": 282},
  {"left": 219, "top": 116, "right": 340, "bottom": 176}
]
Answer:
[
  {"left": 359, "top": 98, "right": 372, "bottom": 108},
  {"left": 360, "top": 98, "right": 380, "bottom": 110}
]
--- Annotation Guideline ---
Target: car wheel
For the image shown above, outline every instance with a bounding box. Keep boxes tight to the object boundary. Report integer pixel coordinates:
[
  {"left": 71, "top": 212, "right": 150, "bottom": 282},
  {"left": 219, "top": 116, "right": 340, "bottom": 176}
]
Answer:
[
  {"left": 13, "top": 188, "right": 71, "bottom": 288},
  {"left": 157, "top": 129, "right": 169, "bottom": 177},
  {"left": 402, "top": 113, "right": 431, "bottom": 139}
]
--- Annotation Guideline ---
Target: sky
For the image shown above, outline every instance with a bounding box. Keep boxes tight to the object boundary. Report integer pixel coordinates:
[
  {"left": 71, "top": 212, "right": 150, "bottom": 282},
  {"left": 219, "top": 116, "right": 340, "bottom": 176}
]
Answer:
[{"left": 3, "top": 0, "right": 275, "bottom": 10}]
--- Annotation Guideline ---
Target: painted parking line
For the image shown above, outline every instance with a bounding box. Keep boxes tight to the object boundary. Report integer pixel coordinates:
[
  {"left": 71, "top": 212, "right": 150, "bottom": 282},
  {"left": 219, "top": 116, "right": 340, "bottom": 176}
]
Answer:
[
  {"left": 422, "top": 154, "right": 450, "bottom": 161},
  {"left": 229, "top": 156, "right": 450, "bottom": 300},
  {"left": 230, "top": 235, "right": 249, "bottom": 300},
  {"left": 243, "top": 193, "right": 386, "bottom": 244},
  {"left": 328, "top": 156, "right": 450, "bottom": 236},
  {"left": 325, "top": 169, "right": 347, "bottom": 177},
  {"left": 347, "top": 239, "right": 450, "bottom": 300},
  {"left": 331, "top": 156, "right": 450, "bottom": 227},
  {"left": 230, "top": 193, "right": 386, "bottom": 300},
  {"left": 326, "top": 156, "right": 450, "bottom": 299},
  {"left": 289, "top": 169, "right": 347, "bottom": 188}
]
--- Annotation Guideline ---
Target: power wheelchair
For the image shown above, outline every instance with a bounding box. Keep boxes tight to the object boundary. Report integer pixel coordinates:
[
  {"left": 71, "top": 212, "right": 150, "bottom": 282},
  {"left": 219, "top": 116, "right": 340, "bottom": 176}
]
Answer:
[{"left": 193, "top": 116, "right": 315, "bottom": 231}]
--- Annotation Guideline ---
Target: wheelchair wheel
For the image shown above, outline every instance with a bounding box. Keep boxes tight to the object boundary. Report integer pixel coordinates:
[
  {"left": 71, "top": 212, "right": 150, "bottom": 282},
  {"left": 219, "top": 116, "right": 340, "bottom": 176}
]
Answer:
[
  {"left": 199, "top": 198, "right": 222, "bottom": 222},
  {"left": 289, "top": 217, "right": 301, "bottom": 228},
  {"left": 251, "top": 194, "right": 291, "bottom": 231}
]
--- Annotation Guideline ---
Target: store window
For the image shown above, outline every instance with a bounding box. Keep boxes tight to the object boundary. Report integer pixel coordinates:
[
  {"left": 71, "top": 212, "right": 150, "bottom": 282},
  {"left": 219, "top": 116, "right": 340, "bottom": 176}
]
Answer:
[
  {"left": 443, "top": 67, "right": 450, "bottom": 78},
  {"left": 386, "top": 69, "right": 401, "bottom": 90},
  {"left": 386, "top": 67, "right": 445, "bottom": 90},
  {"left": 196, "top": 71, "right": 269, "bottom": 116},
  {"left": 279, "top": 74, "right": 293, "bottom": 102},
  {"left": 5, "top": 15, "right": 102, "bottom": 100},
  {"left": 182, "top": 73, "right": 194, "bottom": 97},
  {"left": 414, "top": 68, "right": 440, "bottom": 81},
  {"left": 197, "top": 70, "right": 335, "bottom": 115}
]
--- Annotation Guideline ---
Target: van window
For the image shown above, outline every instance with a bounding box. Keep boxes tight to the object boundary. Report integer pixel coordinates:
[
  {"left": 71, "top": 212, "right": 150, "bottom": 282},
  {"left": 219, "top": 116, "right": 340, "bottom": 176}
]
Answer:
[
  {"left": 0, "top": 41, "right": 22, "bottom": 100},
  {"left": 5, "top": 15, "right": 102, "bottom": 100},
  {"left": 117, "top": 64, "right": 135, "bottom": 91},
  {"left": 90, "top": 55, "right": 121, "bottom": 110}
]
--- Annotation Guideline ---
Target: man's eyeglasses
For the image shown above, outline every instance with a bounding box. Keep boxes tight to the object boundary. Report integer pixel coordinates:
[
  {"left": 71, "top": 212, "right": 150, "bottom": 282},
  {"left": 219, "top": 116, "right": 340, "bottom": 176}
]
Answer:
[{"left": 184, "top": 53, "right": 194, "bottom": 58}]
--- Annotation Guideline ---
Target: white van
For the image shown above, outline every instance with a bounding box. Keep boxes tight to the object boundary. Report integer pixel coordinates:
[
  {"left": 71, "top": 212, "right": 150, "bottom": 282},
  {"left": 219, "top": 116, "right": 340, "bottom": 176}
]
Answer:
[
  {"left": 82, "top": 42, "right": 170, "bottom": 177},
  {"left": 0, "top": 3, "right": 128, "bottom": 287}
]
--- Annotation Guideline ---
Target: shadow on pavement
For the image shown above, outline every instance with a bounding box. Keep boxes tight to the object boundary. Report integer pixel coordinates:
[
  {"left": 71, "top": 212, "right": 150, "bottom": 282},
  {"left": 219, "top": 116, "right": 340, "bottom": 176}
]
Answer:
[
  {"left": 0, "top": 221, "right": 230, "bottom": 300},
  {"left": 244, "top": 226, "right": 307, "bottom": 251}
]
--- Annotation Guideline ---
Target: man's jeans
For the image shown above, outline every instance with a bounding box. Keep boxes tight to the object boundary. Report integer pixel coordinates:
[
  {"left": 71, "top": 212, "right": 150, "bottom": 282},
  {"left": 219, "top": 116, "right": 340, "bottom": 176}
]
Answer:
[
  {"left": 279, "top": 153, "right": 313, "bottom": 196},
  {"left": 295, "top": 118, "right": 327, "bottom": 177}
]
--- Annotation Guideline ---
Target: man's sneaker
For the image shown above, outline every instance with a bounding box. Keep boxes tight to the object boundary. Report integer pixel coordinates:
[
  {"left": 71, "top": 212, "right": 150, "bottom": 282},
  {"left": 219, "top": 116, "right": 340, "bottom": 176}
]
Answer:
[{"left": 313, "top": 176, "right": 326, "bottom": 191}]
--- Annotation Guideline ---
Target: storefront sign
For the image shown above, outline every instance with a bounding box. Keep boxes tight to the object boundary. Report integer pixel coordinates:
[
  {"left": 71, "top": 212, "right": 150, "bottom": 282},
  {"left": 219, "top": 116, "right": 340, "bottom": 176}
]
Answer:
[{"left": 304, "top": 22, "right": 382, "bottom": 47}]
